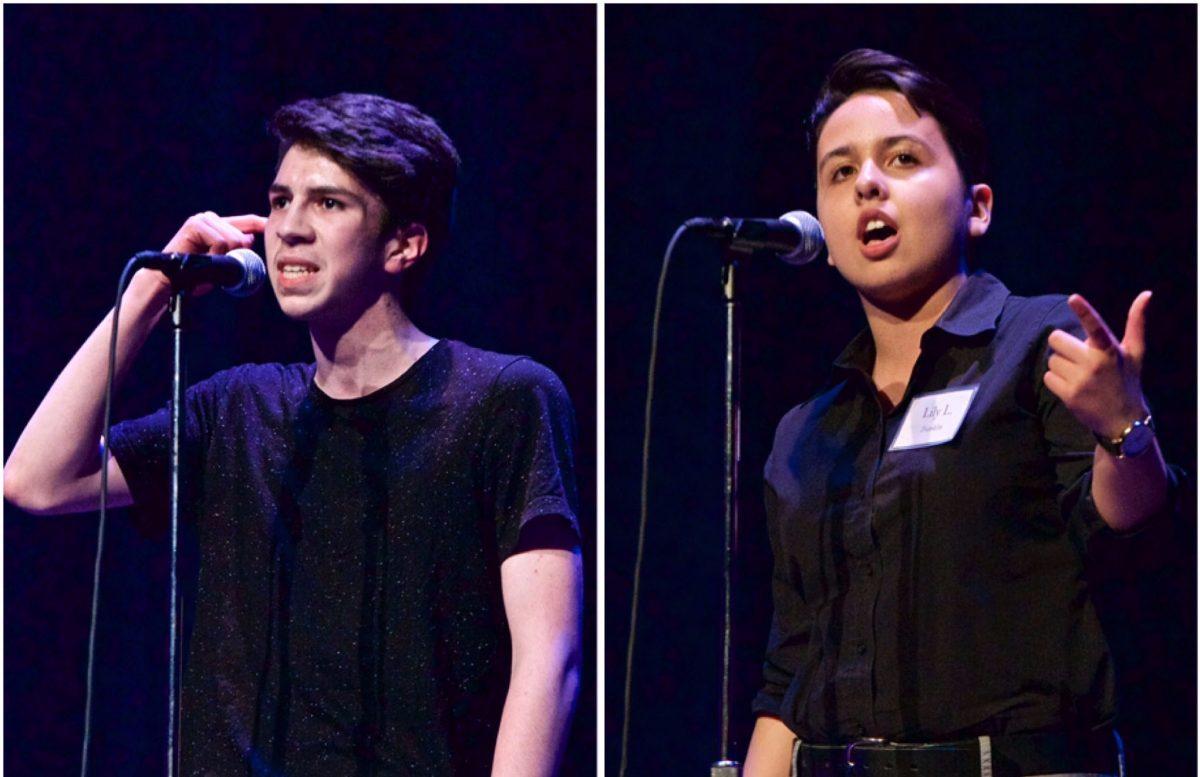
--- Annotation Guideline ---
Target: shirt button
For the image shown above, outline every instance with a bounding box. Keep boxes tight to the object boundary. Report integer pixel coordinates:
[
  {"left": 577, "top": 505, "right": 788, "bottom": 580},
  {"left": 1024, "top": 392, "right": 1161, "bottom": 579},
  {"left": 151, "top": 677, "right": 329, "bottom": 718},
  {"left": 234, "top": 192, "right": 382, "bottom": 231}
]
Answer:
[{"left": 854, "top": 640, "right": 868, "bottom": 656}]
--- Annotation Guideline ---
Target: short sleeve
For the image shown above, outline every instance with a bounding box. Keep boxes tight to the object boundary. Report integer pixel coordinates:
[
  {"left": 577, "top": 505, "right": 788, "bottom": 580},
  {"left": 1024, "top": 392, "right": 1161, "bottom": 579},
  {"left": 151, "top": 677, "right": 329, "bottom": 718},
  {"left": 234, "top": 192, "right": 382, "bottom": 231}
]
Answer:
[
  {"left": 752, "top": 460, "right": 812, "bottom": 722},
  {"left": 480, "top": 358, "right": 580, "bottom": 561},
  {"left": 1034, "top": 300, "right": 1184, "bottom": 543},
  {"left": 107, "top": 370, "right": 222, "bottom": 535}
]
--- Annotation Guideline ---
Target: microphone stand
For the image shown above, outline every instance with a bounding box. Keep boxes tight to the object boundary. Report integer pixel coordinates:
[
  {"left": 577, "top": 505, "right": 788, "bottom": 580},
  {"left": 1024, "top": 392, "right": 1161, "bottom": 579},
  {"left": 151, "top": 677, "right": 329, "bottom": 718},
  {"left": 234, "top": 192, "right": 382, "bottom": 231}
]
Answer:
[
  {"left": 711, "top": 225, "right": 748, "bottom": 777},
  {"left": 166, "top": 289, "right": 186, "bottom": 777}
]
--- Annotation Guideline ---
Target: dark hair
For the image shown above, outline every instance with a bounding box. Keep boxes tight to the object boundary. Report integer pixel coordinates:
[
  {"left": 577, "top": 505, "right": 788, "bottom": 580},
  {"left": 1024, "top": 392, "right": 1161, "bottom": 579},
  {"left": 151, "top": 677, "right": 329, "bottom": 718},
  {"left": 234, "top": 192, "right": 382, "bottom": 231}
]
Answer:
[
  {"left": 269, "top": 93, "right": 461, "bottom": 253},
  {"left": 808, "top": 49, "right": 988, "bottom": 188}
]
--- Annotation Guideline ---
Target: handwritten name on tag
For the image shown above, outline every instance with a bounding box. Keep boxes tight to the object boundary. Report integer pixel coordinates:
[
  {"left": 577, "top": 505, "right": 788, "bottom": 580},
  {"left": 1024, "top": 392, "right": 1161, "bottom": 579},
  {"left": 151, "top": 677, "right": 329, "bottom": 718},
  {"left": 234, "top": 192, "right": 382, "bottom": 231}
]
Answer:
[{"left": 889, "top": 385, "right": 978, "bottom": 451}]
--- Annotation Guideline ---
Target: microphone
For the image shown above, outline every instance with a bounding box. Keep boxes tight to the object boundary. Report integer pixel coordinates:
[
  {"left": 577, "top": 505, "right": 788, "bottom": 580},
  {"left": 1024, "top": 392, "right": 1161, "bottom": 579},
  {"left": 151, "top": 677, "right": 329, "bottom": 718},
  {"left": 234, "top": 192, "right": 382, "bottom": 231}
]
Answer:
[
  {"left": 132, "top": 248, "right": 267, "bottom": 297},
  {"left": 687, "top": 210, "right": 825, "bottom": 266}
]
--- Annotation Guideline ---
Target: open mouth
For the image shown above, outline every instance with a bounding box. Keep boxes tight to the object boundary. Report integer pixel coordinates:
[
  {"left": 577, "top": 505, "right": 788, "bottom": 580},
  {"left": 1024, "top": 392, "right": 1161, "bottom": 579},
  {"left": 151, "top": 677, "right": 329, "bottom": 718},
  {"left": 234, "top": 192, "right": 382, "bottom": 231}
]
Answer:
[
  {"left": 856, "top": 212, "right": 900, "bottom": 258},
  {"left": 862, "top": 219, "right": 897, "bottom": 245},
  {"left": 857, "top": 213, "right": 900, "bottom": 259},
  {"left": 275, "top": 259, "right": 321, "bottom": 288},
  {"left": 276, "top": 256, "right": 320, "bottom": 275}
]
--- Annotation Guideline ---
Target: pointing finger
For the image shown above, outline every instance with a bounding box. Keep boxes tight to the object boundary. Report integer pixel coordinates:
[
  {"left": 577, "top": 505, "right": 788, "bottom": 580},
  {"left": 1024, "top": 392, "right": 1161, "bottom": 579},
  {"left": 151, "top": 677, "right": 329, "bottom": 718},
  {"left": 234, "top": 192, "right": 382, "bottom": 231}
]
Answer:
[
  {"left": 1122, "top": 290, "right": 1152, "bottom": 365},
  {"left": 1067, "top": 294, "right": 1118, "bottom": 352}
]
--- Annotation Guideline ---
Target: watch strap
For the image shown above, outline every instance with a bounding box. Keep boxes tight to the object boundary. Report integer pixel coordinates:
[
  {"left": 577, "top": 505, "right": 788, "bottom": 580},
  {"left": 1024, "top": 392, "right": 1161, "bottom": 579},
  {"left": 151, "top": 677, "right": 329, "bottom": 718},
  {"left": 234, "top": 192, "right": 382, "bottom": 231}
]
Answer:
[{"left": 1094, "top": 413, "right": 1154, "bottom": 458}]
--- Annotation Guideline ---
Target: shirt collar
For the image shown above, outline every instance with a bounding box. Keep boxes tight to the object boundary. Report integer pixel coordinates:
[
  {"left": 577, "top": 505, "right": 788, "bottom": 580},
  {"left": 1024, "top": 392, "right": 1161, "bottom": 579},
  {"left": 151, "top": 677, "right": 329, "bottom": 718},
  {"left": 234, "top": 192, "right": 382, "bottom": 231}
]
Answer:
[
  {"left": 832, "top": 271, "right": 1010, "bottom": 376},
  {"left": 930, "top": 271, "right": 1010, "bottom": 338},
  {"left": 832, "top": 326, "right": 877, "bottom": 376}
]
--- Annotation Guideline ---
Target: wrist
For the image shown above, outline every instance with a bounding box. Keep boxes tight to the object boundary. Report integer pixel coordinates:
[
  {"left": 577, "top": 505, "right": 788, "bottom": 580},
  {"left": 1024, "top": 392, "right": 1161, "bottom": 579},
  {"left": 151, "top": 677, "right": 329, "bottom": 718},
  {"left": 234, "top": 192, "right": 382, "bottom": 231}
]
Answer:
[
  {"left": 124, "top": 268, "right": 173, "bottom": 313},
  {"left": 1094, "top": 411, "right": 1155, "bottom": 459},
  {"left": 117, "top": 269, "right": 174, "bottom": 335},
  {"left": 1093, "top": 397, "right": 1151, "bottom": 440}
]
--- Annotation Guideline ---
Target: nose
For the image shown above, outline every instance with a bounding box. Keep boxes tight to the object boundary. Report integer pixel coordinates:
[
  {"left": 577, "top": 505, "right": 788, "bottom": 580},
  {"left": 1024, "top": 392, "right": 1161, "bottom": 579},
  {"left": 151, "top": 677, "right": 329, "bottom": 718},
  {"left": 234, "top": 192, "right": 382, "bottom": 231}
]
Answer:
[
  {"left": 854, "top": 160, "right": 888, "bottom": 202},
  {"left": 275, "top": 203, "right": 315, "bottom": 246}
]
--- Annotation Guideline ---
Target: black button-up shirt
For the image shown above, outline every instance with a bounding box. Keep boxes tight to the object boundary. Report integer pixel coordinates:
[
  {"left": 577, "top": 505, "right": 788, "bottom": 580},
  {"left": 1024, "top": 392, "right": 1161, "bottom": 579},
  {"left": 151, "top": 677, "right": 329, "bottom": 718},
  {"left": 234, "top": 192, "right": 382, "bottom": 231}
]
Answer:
[{"left": 753, "top": 272, "right": 1133, "bottom": 743}]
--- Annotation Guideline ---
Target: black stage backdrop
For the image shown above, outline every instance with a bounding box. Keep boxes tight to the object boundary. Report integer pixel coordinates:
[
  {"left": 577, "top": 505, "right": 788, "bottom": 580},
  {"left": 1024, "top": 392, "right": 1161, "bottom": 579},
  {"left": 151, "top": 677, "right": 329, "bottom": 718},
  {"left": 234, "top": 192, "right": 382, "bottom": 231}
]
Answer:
[
  {"left": 4, "top": 6, "right": 595, "bottom": 775},
  {"left": 606, "top": 6, "right": 1196, "bottom": 776}
]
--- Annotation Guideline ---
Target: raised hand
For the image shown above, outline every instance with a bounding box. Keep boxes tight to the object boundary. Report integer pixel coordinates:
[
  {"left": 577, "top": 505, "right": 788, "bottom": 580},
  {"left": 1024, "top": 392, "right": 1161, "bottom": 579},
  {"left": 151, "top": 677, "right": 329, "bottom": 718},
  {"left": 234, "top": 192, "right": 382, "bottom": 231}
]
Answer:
[
  {"left": 162, "top": 211, "right": 267, "bottom": 255},
  {"left": 138, "top": 212, "right": 268, "bottom": 299},
  {"left": 1044, "top": 291, "right": 1151, "bottom": 439}
]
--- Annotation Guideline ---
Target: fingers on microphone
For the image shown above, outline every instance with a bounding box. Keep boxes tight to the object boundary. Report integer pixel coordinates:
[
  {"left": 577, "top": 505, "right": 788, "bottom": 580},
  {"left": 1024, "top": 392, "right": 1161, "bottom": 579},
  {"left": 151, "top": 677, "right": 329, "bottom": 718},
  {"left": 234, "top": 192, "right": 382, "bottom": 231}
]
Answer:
[
  {"left": 228, "top": 214, "right": 269, "bottom": 234},
  {"left": 199, "top": 211, "right": 254, "bottom": 253},
  {"left": 192, "top": 213, "right": 232, "bottom": 255}
]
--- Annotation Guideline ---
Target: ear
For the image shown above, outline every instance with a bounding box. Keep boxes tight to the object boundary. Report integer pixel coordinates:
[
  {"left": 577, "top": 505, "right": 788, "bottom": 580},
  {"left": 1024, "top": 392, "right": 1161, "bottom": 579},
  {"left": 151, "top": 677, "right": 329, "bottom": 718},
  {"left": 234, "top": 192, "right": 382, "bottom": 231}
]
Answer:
[
  {"left": 967, "top": 184, "right": 993, "bottom": 239},
  {"left": 382, "top": 222, "right": 430, "bottom": 275}
]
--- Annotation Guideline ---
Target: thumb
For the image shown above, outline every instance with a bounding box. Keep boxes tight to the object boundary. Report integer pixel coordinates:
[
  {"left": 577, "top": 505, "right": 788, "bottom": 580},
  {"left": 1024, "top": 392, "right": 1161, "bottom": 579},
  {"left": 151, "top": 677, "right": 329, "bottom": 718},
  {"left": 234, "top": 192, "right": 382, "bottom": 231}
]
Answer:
[{"left": 1122, "top": 290, "right": 1152, "bottom": 366}]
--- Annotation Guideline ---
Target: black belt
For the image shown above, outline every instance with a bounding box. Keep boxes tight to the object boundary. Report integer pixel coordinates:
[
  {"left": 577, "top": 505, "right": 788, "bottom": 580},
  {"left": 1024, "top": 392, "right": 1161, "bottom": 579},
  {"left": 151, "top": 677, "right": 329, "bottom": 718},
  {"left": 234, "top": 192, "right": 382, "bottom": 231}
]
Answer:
[{"left": 793, "top": 727, "right": 1122, "bottom": 776}]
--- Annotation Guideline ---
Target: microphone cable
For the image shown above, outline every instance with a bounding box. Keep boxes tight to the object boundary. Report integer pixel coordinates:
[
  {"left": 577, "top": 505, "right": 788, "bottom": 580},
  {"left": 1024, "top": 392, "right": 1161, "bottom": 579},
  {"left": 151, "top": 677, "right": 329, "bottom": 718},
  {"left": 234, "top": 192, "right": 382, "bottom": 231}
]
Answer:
[
  {"left": 619, "top": 219, "right": 709, "bottom": 777},
  {"left": 81, "top": 255, "right": 141, "bottom": 777}
]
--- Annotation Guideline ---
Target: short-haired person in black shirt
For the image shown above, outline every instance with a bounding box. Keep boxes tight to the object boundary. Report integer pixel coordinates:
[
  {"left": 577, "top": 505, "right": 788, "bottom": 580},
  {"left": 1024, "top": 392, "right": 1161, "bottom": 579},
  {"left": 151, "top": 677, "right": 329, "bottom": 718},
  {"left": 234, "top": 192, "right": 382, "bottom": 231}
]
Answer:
[
  {"left": 742, "top": 51, "right": 1178, "bottom": 777},
  {"left": 5, "top": 94, "right": 582, "bottom": 775}
]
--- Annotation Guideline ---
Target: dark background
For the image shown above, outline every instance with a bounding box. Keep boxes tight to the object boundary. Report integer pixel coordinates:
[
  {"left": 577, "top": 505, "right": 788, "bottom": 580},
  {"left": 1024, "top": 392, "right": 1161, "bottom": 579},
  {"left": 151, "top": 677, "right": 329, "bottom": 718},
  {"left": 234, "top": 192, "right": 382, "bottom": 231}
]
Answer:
[
  {"left": 4, "top": 5, "right": 595, "bottom": 775},
  {"left": 606, "top": 5, "right": 1196, "bottom": 776}
]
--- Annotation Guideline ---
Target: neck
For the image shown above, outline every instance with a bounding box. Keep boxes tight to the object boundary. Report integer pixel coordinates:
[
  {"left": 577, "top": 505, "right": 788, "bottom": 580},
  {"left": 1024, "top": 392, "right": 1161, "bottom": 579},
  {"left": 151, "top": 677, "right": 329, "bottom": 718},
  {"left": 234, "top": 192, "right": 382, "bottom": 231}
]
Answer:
[
  {"left": 309, "top": 293, "right": 437, "bottom": 399},
  {"left": 860, "top": 270, "right": 966, "bottom": 404}
]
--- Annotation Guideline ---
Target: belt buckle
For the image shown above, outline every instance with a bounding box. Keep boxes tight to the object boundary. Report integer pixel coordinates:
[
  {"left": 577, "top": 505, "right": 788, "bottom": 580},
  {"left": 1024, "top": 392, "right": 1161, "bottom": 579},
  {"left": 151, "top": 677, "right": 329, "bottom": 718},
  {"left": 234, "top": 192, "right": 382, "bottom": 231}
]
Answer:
[{"left": 845, "top": 737, "right": 889, "bottom": 770}]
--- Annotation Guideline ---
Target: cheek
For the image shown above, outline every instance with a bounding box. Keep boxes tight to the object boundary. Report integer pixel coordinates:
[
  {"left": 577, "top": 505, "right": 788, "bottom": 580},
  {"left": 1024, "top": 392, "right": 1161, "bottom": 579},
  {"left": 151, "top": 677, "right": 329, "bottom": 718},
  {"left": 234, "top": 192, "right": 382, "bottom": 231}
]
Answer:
[
  {"left": 905, "top": 183, "right": 966, "bottom": 239},
  {"left": 816, "top": 195, "right": 851, "bottom": 239},
  {"left": 815, "top": 190, "right": 832, "bottom": 224},
  {"left": 264, "top": 213, "right": 283, "bottom": 242}
]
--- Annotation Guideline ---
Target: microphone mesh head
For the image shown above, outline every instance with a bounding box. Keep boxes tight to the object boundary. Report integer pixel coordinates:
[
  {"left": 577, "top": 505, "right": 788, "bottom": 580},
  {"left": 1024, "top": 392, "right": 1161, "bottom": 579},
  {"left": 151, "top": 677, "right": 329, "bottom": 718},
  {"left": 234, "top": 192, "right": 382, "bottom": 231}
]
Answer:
[
  {"left": 778, "top": 210, "right": 825, "bottom": 266},
  {"left": 226, "top": 248, "right": 266, "bottom": 297}
]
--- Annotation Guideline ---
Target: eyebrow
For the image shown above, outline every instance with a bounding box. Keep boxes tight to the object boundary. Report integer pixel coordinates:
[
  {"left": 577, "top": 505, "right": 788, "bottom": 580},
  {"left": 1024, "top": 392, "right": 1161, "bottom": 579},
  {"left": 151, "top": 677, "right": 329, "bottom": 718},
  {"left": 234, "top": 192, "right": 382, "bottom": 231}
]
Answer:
[
  {"left": 268, "top": 183, "right": 366, "bottom": 206},
  {"left": 817, "top": 134, "right": 931, "bottom": 174}
]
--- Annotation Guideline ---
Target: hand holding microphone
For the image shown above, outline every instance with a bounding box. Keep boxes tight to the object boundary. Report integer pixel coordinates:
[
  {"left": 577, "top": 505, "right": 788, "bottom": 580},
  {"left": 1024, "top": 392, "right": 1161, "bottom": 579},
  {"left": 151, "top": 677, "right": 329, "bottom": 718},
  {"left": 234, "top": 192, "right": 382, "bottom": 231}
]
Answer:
[
  {"left": 163, "top": 211, "right": 267, "bottom": 256},
  {"left": 133, "top": 212, "right": 268, "bottom": 302}
]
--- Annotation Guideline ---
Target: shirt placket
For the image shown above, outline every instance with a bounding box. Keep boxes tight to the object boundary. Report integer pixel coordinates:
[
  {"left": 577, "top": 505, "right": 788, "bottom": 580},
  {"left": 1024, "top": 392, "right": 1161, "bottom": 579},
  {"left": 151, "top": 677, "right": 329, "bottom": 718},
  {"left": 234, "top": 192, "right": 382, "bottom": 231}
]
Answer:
[{"left": 832, "top": 381, "right": 887, "bottom": 737}]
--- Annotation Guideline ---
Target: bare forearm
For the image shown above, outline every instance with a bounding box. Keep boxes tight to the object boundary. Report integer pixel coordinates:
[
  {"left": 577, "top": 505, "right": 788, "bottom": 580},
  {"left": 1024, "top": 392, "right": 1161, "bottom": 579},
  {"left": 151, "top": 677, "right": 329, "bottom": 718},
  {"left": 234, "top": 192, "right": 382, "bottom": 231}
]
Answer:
[
  {"left": 1091, "top": 441, "right": 1169, "bottom": 532},
  {"left": 491, "top": 648, "right": 580, "bottom": 777},
  {"left": 744, "top": 715, "right": 795, "bottom": 777},
  {"left": 4, "top": 212, "right": 266, "bottom": 514},
  {"left": 4, "top": 270, "right": 168, "bottom": 511}
]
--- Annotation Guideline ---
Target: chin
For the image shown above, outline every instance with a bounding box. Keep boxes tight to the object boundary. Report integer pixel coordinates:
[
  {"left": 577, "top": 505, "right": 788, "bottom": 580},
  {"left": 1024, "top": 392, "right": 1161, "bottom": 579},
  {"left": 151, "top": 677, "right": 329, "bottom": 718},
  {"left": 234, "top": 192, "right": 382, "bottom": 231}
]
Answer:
[
  {"left": 275, "top": 296, "right": 323, "bottom": 323},
  {"left": 838, "top": 258, "right": 956, "bottom": 309}
]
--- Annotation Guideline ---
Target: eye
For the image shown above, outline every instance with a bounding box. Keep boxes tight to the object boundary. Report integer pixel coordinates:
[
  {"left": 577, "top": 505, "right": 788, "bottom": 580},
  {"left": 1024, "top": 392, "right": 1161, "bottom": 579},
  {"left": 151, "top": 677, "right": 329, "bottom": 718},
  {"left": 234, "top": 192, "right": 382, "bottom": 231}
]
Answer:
[
  {"left": 892, "top": 151, "right": 919, "bottom": 167},
  {"left": 269, "top": 195, "right": 289, "bottom": 210},
  {"left": 831, "top": 164, "right": 855, "bottom": 183},
  {"left": 320, "top": 197, "right": 345, "bottom": 211}
]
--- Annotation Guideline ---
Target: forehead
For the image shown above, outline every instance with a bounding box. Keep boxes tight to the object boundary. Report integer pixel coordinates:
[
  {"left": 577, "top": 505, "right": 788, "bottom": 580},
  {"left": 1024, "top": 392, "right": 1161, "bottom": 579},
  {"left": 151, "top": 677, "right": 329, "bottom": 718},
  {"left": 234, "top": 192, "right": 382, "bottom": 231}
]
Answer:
[
  {"left": 816, "top": 90, "right": 950, "bottom": 157},
  {"left": 273, "top": 144, "right": 371, "bottom": 195}
]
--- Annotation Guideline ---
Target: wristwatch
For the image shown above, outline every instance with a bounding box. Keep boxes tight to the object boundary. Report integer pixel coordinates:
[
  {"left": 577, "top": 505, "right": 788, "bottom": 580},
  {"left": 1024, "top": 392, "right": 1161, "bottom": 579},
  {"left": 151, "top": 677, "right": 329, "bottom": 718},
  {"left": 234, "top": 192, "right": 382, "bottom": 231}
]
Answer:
[{"left": 1094, "top": 413, "right": 1155, "bottom": 459}]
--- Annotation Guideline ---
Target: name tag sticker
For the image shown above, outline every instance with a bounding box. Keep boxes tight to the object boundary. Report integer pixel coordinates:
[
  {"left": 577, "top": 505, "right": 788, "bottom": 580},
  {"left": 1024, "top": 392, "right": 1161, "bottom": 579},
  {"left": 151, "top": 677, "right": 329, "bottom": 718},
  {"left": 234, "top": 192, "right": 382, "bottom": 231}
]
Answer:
[{"left": 889, "top": 385, "right": 979, "bottom": 451}]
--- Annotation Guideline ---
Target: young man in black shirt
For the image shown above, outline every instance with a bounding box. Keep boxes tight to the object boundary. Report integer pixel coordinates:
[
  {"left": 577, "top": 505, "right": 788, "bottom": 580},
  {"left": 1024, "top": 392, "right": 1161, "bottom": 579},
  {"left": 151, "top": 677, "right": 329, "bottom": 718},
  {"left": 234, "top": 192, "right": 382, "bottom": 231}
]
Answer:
[
  {"left": 5, "top": 94, "right": 582, "bottom": 775},
  {"left": 743, "top": 50, "right": 1174, "bottom": 777}
]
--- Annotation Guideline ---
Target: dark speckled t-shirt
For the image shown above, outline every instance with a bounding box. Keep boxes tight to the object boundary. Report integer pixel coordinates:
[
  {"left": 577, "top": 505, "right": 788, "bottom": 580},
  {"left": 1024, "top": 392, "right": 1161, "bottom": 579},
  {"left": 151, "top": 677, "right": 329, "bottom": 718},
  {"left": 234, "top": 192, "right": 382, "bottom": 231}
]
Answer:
[{"left": 108, "top": 339, "right": 579, "bottom": 776}]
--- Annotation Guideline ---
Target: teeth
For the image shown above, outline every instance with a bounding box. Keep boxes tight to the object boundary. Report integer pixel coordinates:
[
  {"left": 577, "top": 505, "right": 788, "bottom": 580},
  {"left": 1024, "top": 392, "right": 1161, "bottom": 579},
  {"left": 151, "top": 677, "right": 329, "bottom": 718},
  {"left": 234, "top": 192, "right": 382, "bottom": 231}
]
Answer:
[
  {"left": 281, "top": 266, "right": 316, "bottom": 276},
  {"left": 865, "top": 219, "right": 887, "bottom": 231}
]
